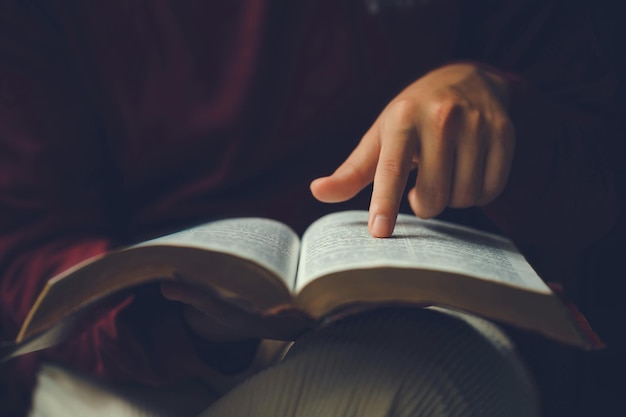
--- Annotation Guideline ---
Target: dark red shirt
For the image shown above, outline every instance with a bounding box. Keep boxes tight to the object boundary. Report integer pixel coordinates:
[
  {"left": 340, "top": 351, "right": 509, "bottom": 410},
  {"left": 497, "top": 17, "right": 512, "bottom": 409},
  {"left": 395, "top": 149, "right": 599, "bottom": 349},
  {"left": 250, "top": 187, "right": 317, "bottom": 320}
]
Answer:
[{"left": 0, "top": 0, "right": 620, "bottom": 412}]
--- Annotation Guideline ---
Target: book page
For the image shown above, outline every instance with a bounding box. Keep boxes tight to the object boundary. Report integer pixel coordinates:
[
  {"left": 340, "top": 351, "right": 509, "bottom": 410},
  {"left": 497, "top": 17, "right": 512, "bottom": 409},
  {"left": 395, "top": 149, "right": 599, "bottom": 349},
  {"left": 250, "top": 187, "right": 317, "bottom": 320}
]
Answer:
[
  {"left": 2, "top": 316, "right": 77, "bottom": 362},
  {"left": 297, "top": 211, "right": 550, "bottom": 294},
  {"left": 28, "top": 364, "right": 216, "bottom": 417},
  {"left": 137, "top": 218, "right": 300, "bottom": 289}
]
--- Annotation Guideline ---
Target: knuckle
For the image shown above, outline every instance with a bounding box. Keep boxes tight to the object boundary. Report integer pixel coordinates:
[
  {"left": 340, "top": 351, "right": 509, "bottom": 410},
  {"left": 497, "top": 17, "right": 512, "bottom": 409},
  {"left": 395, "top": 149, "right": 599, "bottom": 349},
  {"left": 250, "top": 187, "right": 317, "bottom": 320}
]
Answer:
[
  {"left": 371, "top": 194, "right": 399, "bottom": 212},
  {"left": 430, "top": 94, "right": 459, "bottom": 126},
  {"left": 465, "top": 109, "right": 489, "bottom": 148},
  {"left": 386, "top": 98, "right": 419, "bottom": 128},
  {"left": 429, "top": 89, "right": 481, "bottom": 126},
  {"left": 377, "top": 158, "right": 407, "bottom": 178},
  {"left": 495, "top": 114, "right": 514, "bottom": 134},
  {"left": 427, "top": 94, "right": 466, "bottom": 143},
  {"left": 495, "top": 117, "right": 516, "bottom": 148},
  {"left": 469, "top": 107, "right": 486, "bottom": 131}
]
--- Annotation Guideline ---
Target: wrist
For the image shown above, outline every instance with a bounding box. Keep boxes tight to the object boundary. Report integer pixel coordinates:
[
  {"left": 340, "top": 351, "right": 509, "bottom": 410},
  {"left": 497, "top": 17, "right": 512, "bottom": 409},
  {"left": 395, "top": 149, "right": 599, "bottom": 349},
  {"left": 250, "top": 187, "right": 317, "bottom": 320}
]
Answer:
[
  {"left": 441, "top": 60, "right": 520, "bottom": 108},
  {"left": 477, "top": 64, "right": 516, "bottom": 109}
]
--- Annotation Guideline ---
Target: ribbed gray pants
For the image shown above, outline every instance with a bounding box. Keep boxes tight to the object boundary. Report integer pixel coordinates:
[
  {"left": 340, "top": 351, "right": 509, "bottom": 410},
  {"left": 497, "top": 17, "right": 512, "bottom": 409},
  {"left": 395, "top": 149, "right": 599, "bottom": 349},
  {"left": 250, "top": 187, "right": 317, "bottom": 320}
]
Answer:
[{"left": 201, "top": 307, "right": 540, "bottom": 417}]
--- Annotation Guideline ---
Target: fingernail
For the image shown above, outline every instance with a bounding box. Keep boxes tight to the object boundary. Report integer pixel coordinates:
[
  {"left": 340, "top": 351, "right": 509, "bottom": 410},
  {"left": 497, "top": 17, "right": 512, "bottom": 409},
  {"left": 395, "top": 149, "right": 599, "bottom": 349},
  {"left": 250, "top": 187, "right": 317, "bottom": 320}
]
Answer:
[{"left": 371, "top": 215, "right": 390, "bottom": 237}]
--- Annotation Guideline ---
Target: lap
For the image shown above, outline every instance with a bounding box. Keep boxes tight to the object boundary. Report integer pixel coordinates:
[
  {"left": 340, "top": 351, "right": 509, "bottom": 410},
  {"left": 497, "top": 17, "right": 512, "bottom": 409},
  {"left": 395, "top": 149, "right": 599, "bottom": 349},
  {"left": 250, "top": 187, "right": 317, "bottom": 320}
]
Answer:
[{"left": 201, "top": 307, "right": 540, "bottom": 417}]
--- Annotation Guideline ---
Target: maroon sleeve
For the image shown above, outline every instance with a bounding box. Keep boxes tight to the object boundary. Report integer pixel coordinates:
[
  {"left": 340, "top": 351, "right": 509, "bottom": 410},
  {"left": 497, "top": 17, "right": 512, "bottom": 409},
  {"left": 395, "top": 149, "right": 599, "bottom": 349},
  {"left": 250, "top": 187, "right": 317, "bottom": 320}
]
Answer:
[
  {"left": 456, "top": 0, "right": 620, "bottom": 267},
  {"left": 0, "top": 2, "right": 211, "bottom": 399}
]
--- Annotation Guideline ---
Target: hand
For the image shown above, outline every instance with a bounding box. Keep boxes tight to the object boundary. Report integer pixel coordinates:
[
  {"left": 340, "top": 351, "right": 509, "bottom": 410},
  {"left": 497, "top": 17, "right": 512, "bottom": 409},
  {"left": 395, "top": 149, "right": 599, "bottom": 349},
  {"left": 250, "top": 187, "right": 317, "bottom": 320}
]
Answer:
[
  {"left": 160, "top": 282, "right": 310, "bottom": 342},
  {"left": 311, "top": 63, "right": 515, "bottom": 237}
]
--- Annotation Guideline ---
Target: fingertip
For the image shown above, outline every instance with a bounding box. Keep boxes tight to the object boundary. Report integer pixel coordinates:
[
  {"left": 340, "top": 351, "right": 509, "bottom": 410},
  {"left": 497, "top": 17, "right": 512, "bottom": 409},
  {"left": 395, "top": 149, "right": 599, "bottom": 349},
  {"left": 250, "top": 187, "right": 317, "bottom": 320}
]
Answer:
[
  {"left": 310, "top": 176, "right": 334, "bottom": 202},
  {"left": 310, "top": 175, "right": 362, "bottom": 203},
  {"left": 310, "top": 176, "right": 325, "bottom": 189},
  {"left": 310, "top": 176, "right": 327, "bottom": 197},
  {"left": 408, "top": 188, "right": 440, "bottom": 219},
  {"left": 368, "top": 213, "right": 395, "bottom": 238}
]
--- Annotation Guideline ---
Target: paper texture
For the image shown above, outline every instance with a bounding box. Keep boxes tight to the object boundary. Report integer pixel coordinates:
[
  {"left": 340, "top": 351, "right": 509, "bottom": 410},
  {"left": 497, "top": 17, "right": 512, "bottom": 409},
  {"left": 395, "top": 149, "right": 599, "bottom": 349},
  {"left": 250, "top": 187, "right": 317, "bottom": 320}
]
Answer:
[
  {"left": 139, "top": 217, "right": 300, "bottom": 289},
  {"left": 28, "top": 364, "right": 217, "bottom": 417},
  {"left": 297, "top": 211, "right": 550, "bottom": 293}
]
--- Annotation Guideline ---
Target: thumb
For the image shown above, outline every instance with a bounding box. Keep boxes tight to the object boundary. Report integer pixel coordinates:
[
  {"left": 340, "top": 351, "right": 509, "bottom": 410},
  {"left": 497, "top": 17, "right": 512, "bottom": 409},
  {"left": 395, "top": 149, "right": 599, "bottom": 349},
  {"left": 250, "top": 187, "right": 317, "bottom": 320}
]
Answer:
[{"left": 310, "top": 125, "right": 379, "bottom": 203}]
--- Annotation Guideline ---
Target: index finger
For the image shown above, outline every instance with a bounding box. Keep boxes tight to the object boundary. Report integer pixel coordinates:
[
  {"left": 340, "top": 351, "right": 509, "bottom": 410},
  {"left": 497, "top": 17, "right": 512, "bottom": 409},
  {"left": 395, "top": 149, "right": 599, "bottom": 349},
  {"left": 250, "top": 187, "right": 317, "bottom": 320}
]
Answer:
[{"left": 369, "top": 121, "right": 416, "bottom": 237}]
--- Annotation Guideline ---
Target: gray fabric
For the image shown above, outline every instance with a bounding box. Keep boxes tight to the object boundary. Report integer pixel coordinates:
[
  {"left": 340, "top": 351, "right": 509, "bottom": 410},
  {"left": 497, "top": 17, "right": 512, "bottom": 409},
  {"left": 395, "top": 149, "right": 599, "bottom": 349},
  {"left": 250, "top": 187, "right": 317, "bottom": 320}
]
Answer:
[{"left": 201, "top": 307, "right": 540, "bottom": 417}]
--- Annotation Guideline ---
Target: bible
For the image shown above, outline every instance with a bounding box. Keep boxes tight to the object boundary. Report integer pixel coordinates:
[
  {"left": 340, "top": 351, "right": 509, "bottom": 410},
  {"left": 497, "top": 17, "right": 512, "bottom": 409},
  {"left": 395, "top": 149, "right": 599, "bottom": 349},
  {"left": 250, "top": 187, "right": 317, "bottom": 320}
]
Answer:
[{"left": 2, "top": 210, "right": 602, "bottom": 360}]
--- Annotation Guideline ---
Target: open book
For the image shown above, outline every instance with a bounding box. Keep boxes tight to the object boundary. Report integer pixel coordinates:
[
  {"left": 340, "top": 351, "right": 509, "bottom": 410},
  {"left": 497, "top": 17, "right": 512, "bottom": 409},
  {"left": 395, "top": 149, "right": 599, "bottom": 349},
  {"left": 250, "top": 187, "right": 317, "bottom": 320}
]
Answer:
[{"left": 2, "top": 210, "right": 602, "bottom": 360}]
